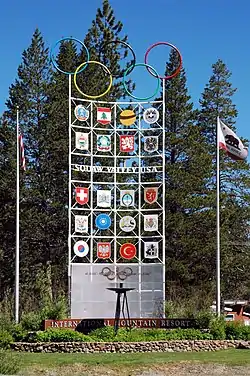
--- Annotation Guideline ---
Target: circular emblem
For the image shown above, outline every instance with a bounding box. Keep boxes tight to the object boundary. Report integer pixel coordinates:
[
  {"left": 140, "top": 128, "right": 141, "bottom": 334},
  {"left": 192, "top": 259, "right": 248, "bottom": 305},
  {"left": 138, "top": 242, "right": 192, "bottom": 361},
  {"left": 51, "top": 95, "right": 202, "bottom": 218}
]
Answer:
[
  {"left": 73, "top": 241, "right": 89, "bottom": 257},
  {"left": 74, "top": 105, "right": 89, "bottom": 121},
  {"left": 119, "top": 216, "right": 136, "bottom": 232},
  {"left": 97, "top": 135, "right": 111, "bottom": 151},
  {"left": 122, "top": 193, "right": 133, "bottom": 206},
  {"left": 120, "top": 243, "right": 136, "bottom": 260},
  {"left": 95, "top": 214, "right": 111, "bottom": 230},
  {"left": 120, "top": 109, "right": 136, "bottom": 126},
  {"left": 143, "top": 108, "right": 159, "bottom": 124}
]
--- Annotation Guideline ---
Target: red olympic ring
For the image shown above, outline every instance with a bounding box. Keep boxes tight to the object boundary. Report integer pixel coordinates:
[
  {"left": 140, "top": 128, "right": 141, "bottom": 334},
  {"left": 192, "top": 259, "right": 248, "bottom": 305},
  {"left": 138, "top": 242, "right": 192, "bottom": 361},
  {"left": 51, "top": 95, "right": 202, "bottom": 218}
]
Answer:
[{"left": 144, "top": 42, "right": 182, "bottom": 80}]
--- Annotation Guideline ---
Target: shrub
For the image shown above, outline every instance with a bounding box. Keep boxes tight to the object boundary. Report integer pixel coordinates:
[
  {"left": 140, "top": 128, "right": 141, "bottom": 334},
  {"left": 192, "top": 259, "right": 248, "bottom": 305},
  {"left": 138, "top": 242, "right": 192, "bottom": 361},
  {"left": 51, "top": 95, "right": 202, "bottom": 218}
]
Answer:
[
  {"left": 0, "top": 350, "right": 21, "bottom": 375},
  {"left": 0, "top": 331, "right": 13, "bottom": 349},
  {"left": 88, "top": 326, "right": 213, "bottom": 342},
  {"left": 225, "top": 321, "right": 250, "bottom": 340},
  {"left": 195, "top": 310, "right": 215, "bottom": 329},
  {"left": 209, "top": 316, "right": 226, "bottom": 339},
  {"left": 21, "top": 311, "right": 43, "bottom": 331},
  {"left": 33, "top": 328, "right": 90, "bottom": 342}
]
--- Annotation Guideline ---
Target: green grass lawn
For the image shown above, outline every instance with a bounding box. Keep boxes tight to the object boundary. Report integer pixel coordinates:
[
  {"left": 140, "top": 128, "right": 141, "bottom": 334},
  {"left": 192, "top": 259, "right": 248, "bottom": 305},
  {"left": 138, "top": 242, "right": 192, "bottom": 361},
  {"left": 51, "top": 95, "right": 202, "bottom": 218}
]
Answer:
[{"left": 19, "top": 349, "right": 250, "bottom": 367}]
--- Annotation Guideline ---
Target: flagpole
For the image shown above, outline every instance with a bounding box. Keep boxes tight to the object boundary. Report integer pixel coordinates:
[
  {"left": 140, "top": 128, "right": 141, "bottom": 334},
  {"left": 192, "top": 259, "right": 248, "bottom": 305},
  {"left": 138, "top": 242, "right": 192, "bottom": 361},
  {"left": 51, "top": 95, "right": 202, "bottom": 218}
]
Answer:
[
  {"left": 216, "top": 116, "right": 221, "bottom": 315},
  {"left": 15, "top": 106, "right": 20, "bottom": 323}
]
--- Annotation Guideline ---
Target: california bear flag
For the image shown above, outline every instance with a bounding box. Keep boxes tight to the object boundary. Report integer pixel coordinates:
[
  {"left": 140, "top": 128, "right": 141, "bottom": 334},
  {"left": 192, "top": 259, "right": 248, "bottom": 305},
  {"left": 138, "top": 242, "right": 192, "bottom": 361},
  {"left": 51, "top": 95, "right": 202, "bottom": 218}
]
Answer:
[{"left": 218, "top": 117, "right": 248, "bottom": 161}]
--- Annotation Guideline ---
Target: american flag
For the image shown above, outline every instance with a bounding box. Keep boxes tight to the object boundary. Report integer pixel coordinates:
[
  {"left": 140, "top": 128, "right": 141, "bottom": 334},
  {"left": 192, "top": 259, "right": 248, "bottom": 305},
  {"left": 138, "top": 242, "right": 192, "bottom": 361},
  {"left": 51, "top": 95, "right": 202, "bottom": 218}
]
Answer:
[{"left": 19, "top": 134, "right": 26, "bottom": 170}]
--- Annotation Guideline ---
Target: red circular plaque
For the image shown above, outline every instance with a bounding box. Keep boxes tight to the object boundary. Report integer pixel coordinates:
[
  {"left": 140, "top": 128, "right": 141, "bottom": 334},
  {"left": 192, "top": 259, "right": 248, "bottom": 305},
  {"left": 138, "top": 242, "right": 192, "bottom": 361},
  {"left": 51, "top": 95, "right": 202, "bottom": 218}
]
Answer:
[{"left": 120, "top": 243, "right": 136, "bottom": 260}]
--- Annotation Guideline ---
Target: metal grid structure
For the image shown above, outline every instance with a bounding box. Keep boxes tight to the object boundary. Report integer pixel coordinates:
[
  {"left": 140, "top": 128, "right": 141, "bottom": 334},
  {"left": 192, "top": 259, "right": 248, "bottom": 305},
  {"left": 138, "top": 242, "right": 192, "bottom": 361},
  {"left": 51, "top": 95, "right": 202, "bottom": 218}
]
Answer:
[{"left": 68, "top": 77, "right": 166, "bottom": 318}]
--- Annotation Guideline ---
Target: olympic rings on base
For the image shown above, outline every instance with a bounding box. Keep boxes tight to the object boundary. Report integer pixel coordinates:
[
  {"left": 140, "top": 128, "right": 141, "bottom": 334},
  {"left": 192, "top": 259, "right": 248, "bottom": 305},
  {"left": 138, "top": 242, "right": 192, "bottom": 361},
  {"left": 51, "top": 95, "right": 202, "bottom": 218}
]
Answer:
[
  {"left": 50, "top": 37, "right": 90, "bottom": 75},
  {"left": 123, "top": 63, "right": 160, "bottom": 101},
  {"left": 144, "top": 42, "right": 182, "bottom": 80},
  {"left": 74, "top": 61, "right": 113, "bottom": 99}
]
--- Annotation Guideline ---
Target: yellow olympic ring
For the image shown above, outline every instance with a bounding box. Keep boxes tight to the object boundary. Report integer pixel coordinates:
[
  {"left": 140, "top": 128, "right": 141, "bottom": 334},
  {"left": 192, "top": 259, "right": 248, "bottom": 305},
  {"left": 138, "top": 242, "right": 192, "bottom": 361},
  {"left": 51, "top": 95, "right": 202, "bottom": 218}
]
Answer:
[{"left": 73, "top": 61, "right": 113, "bottom": 99}]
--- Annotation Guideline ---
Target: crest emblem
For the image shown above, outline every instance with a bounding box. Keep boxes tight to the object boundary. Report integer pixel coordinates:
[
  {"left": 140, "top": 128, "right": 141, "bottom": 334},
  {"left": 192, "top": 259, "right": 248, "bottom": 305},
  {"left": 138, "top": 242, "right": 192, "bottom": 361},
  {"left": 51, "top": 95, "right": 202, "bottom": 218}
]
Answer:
[
  {"left": 120, "top": 109, "right": 136, "bottom": 126},
  {"left": 97, "top": 135, "right": 111, "bottom": 151},
  {"left": 144, "top": 136, "right": 158, "bottom": 152},
  {"left": 144, "top": 215, "right": 158, "bottom": 232},
  {"left": 74, "top": 105, "right": 89, "bottom": 121},
  {"left": 120, "top": 135, "right": 134, "bottom": 152},
  {"left": 144, "top": 242, "right": 159, "bottom": 259},
  {"left": 75, "top": 215, "right": 88, "bottom": 233},
  {"left": 120, "top": 190, "right": 134, "bottom": 207},
  {"left": 119, "top": 216, "right": 136, "bottom": 232},
  {"left": 120, "top": 243, "right": 136, "bottom": 260},
  {"left": 75, "top": 187, "right": 89, "bottom": 205},
  {"left": 74, "top": 241, "right": 89, "bottom": 257},
  {"left": 143, "top": 108, "right": 159, "bottom": 124},
  {"left": 75, "top": 132, "right": 88, "bottom": 150},
  {"left": 97, "top": 190, "right": 111, "bottom": 208},
  {"left": 97, "top": 242, "right": 111, "bottom": 259},
  {"left": 144, "top": 187, "right": 158, "bottom": 204},
  {"left": 97, "top": 107, "right": 111, "bottom": 125},
  {"left": 95, "top": 214, "right": 111, "bottom": 230}
]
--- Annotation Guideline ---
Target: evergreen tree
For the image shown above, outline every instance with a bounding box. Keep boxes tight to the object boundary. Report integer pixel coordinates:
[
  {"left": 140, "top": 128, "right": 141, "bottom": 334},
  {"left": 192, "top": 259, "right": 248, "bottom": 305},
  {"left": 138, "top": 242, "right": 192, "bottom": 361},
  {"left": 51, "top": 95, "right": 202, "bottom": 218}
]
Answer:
[
  {"left": 198, "top": 59, "right": 250, "bottom": 299},
  {"left": 156, "top": 50, "right": 212, "bottom": 303},
  {"left": 78, "top": 0, "right": 135, "bottom": 101},
  {"left": 3, "top": 29, "right": 53, "bottom": 311},
  {"left": 0, "top": 115, "right": 17, "bottom": 300}
]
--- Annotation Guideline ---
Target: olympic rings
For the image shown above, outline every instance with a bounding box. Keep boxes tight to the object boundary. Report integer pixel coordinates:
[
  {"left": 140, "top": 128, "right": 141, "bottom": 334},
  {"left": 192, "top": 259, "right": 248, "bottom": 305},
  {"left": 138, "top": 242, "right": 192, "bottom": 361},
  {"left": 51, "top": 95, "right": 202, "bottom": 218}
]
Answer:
[
  {"left": 144, "top": 42, "right": 182, "bottom": 80},
  {"left": 74, "top": 61, "right": 113, "bottom": 99},
  {"left": 100, "top": 266, "right": 133, "bottom": 281},
  {"left": 123, "top": 63, "right": 160, "bottom": 101},
  {"left": 51, "top": 38, "right": 182, "bottom": 99},
  {"left": 99, "top": 40, "right": 136, "bottom": 78},
  {"left": 50, "top": 37, "right": 90, "bottom": 75}
]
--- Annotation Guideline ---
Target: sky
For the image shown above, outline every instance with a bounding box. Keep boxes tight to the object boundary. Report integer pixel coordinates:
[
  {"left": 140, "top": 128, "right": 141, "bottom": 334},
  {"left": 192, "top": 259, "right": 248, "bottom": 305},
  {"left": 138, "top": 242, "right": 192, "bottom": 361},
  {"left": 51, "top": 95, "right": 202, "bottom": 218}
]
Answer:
[{"left": 0, "top": 0, "right": 249, "bottom": 143}]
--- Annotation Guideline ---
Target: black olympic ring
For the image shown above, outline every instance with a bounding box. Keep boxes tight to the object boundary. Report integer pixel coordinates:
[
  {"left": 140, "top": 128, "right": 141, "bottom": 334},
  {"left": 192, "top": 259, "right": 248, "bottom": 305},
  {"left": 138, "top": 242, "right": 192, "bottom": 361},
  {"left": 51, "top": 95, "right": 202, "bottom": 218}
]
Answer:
[
  {"left": 100, "top": 266, "right": 133, "bottom": 281},
  {"left": 99, "top": 40, "right": 136, "bottom": 79}
]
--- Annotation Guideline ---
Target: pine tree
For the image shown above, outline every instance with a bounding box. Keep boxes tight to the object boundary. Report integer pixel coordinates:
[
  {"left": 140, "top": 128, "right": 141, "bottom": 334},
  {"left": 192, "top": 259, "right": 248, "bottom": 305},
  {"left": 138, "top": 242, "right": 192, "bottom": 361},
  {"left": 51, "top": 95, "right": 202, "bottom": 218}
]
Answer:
[
  {"left": 155, "top": 50, "right": 213, "bottom": 302},
  {"left": 77, "top": 0, "right": 135, "bottom": 101},
  {"left": 0, "top": 115, "right": 17, "bottom": 300},
  {"left": 198, "top": 59, "right": 250, "bottom": 299},
  {"left": 3, "top": 29, "right": 54, "bottom": 311}
]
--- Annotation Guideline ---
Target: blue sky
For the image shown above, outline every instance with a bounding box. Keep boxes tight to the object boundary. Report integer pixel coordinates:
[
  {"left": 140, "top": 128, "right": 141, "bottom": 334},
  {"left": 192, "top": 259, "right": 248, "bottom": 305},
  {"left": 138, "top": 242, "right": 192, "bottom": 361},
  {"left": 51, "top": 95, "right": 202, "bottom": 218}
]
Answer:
[{"left": 0, "top": 0, "right": 249, "bottom": 143}]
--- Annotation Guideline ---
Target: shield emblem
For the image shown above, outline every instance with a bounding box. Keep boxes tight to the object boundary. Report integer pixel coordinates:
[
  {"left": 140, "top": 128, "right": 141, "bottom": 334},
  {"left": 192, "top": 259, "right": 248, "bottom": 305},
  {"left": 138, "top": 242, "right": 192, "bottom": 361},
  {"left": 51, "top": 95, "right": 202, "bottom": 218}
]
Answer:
[
  {"left": 144, "top": 242, "right": 159, "bottom": 259},
  {"left": 75, "top": 132, "right": 88, "bottom": 150},
  {"left": 97, "top": 107, "right": 111, "bottom": 125},
  {"left": 97, "top": 135, "right": 111, "bottom": 151},
  {"left": 75, "top": 215, "right": 88, "bottom": 233},
  {"left": 120, "top": 135, "right": 134, "bottom": 152},
  {"left": 120, "top": 190, "right": 134, "bottom": 207},
  {"left": 75, "top": 187, "right": 89, "bottom": 205},
  {"left": 144, "top": 187, "right": 158, "bottom": 204},
  {"left": 144, "top": 136, "right": 158, "bottom": 152},
  {"left": 144, "top": 215, "right": 158, "bottom": 232},
  {"left": 97, "top": 243, "right": 111, "bottom": 259}
]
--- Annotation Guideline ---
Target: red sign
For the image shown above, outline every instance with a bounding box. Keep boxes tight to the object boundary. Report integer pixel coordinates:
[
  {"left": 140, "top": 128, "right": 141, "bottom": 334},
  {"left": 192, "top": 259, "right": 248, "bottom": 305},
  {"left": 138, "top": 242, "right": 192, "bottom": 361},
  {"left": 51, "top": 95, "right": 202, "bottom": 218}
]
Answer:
[
  {"left": 120, "top": 243, "right": 136, "bottom": 259},
  {"left": 144, "top": 187, "right": 158, "bottom": 204},
  {"left": 120, "top": 135, "right": 134, "bottom": 152},
  {"left": 97, "top": 242, "right": 111, "bottom": 259},
  {"left": 75, "top": 187, "right": 89, "bottom": 205}
]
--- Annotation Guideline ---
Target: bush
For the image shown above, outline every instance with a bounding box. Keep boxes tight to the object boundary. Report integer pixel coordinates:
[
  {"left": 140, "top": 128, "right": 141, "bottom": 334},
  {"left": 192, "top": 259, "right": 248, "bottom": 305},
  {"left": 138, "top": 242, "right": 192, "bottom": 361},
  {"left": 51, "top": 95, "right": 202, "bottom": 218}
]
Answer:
[
  {"left": 195, "top": 310, "right": 215, "bottom": 329},
  {"left": 21, "top": 311, "right": 43, "bottom": 331},
  {"left": 33, "top": 328, "right": 90, "bottom": 342},
  {"left": 209, "top": 316, "right": 226, "bottom": 340},
  {"left": 225, "top": 321, "right": 250, "bottom": 340},
  {"left": 0, "top": 331, "right": 13, "bottom": 349},
  {"left": 88, "top": 326, "right": 212, "bottom": 342},
  {"left": 0, "top": 349, "right": 21, "bottom": 374}
]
